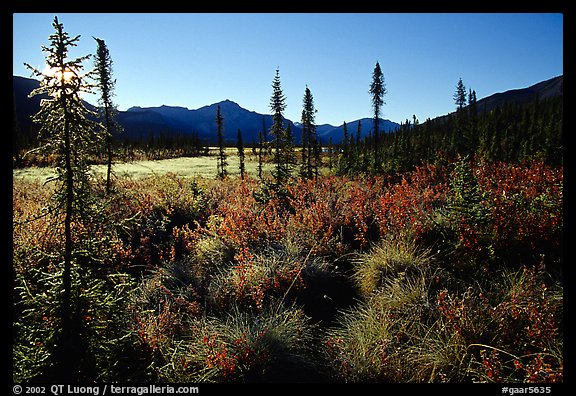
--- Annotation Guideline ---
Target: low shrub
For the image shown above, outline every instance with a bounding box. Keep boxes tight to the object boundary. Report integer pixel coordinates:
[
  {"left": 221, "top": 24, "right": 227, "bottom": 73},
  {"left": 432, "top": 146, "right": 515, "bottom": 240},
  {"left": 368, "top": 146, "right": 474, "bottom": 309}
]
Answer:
[{"left": 13, "top": 158, "right": 563, "bottom": 383}]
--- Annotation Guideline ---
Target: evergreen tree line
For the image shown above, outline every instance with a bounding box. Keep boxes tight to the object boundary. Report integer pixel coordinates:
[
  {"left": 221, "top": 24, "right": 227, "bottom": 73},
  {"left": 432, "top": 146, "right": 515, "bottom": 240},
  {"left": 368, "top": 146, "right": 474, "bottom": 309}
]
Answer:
[
  {"left": 337, "top": 87, "right": 563, "bottom": 175},
  {"left": 116, "top": 132, "right": 209, "bottom": 160},
  {"left": 14, "top": 126, "right": 211, "bottom": 166}
]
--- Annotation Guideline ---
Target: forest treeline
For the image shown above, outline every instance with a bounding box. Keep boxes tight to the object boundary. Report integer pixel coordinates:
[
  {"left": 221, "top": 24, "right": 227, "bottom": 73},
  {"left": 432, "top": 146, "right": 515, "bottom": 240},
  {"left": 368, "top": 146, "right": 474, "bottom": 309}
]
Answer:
[
  {"left": 14, "top": 76, "right": 563, "bottom": 174},
  {"left": 336, "top": 94, "right": 563, "bottom": 175},
  {"left": 14, "top": 95, "right": 563, "bottom": 174}
]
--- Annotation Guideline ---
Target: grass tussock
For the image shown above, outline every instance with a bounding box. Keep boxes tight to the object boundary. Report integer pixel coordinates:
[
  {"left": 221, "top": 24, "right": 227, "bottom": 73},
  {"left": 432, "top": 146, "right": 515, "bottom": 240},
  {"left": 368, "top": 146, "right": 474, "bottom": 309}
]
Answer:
[
  {"left": 325, "top": 234, "right": 562, "bottom": 383},
  {"left": 352, "top": 235, "right": 434, "bottom": 297},
  {"left": 156, "top": 304, "right": 319, "bottom": 383}
]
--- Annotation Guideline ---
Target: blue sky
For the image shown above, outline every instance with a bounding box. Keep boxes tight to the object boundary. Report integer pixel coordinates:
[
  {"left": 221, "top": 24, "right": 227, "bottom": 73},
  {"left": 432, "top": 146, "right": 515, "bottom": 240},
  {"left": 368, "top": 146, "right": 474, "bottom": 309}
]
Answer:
[{"left": 13, "top": 13, "right": 563, "bottom": 126}]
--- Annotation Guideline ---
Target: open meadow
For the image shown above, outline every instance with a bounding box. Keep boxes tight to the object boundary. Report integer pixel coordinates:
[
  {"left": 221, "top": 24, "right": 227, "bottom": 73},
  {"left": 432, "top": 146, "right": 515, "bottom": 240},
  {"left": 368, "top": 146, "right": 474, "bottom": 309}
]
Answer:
[{"left": 13, "top": 151, "right": 275, "bottom": 182}]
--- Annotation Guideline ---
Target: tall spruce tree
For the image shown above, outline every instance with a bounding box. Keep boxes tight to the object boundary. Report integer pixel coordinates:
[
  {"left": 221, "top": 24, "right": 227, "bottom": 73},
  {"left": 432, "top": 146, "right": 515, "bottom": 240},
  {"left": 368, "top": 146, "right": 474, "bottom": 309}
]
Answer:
[
  {"left": 301, "top": 85, "right": 317, "bottom": 179},
  {"left": 300, "top": 109, "right": 309, "bottom": 179},
  {"left": 215, "top": 105, "right": 227, "bottom": 179},
  {"left": 93, "top": 37, "right": 119, "bottom": 194},
  {"left": 24, "top": 16, "right": 100, "bottom": 378},
  {"left": 451, "top": 78, "right": 468, "bottom": 155},
  {"left": 269, "top": 68, "right": 290, "bottom": 187},
  {"left": 454, "top": 78, "right": 467, "bottom": 110},
  {"left": 369, "top": 61, "right": 386, "bottom": 172},
  {"left": 342, "top": 120, "right": 349, "bottom": 158}
]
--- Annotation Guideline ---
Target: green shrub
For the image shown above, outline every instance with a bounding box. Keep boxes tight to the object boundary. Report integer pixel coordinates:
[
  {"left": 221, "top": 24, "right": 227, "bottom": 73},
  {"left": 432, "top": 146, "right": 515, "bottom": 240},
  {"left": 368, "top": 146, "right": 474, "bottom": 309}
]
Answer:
[{"left": 14, "top": 265, "right": 141, "bottom": 382}]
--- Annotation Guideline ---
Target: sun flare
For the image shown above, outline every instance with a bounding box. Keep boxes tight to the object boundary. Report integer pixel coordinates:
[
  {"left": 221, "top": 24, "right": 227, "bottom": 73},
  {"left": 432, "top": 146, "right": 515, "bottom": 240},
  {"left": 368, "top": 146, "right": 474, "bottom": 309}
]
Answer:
[{"left": 43, "top": 64, "right": 76, "bottom": 82}]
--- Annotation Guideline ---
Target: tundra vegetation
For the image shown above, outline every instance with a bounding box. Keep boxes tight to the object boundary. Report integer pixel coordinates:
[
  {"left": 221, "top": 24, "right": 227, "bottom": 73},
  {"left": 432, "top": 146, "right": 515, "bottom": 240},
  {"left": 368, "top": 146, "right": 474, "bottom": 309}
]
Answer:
[{"left": 13, "top": 17, "right": 562, "bottom": 383}]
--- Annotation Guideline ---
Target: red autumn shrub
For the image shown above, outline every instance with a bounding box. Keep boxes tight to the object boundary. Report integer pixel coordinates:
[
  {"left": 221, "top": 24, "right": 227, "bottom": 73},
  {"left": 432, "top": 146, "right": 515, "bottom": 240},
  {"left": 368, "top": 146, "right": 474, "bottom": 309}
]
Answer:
[
  {"left": 437, "top": 265, "right": 562, "bottom": 383},
  {"left": 476, "top": 160, "right": 562, "bottom": 260}
]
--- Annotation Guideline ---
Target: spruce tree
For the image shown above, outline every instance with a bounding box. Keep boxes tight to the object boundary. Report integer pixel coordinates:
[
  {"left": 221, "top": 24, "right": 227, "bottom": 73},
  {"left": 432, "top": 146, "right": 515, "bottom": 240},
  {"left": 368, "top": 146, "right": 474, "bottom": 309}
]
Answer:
[
  {"left": 454, "top": 78, "right": 467, "bottom": 110},
  {"left": 301, "top": 85, "right": 317, "bottom": 179},
  {"left": 93, "top": 37, "right": 119, "bottom": 194},
  {"left": 342, "top": 120, "right": 349, "bottom": 158},
  {"left": 467, "top": 88, "right": 479, "bottom": 154},
  {"left": 452, "top": 78, "right": 468, "bottom": 155},
  {"left": 369, "top": 61, "right": 386, "bottom": 172},
  {"left": 340, "top": 121, "right": 349, "bottom": 174},
  {"left": 300, "top": 110, "right": 309, "bottom": 179},
  {"left": 269, "top": 68, "right": 290, "bottom": 187},
  {"left": 24, "top": 16, "right": 100, "bottom": 379},
  {"left": 215, "top": 105, "right": 227, "bottom": 179}
]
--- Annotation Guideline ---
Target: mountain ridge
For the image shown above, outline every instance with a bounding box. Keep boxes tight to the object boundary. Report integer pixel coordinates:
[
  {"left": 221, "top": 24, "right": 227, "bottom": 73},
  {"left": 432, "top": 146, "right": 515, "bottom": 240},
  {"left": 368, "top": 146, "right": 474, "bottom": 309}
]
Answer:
[
  {"left": 435, "top": 75, "right": 563, "bottom": 122},
  {"left": 13, "top": 74, "right": 562, "bottom": 145},
  {"left": 121, "top": 98, "right": 400, "bottom": 144}
]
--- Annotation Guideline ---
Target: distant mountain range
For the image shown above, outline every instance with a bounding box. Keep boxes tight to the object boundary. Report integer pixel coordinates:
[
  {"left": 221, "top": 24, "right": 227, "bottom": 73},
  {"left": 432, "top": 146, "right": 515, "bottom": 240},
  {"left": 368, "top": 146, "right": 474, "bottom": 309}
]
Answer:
[
  {"left": 119, "top": 101, "right": 400, "bottom": 145},
  {"left": 13, "top": 74, "right": 563, "bottom": 145},
  {"left": 12, "top": 76, "right": 399, "bottom": 145},
  {"left": 121, "top": 100, "right": 298, "bottom": 144}
]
